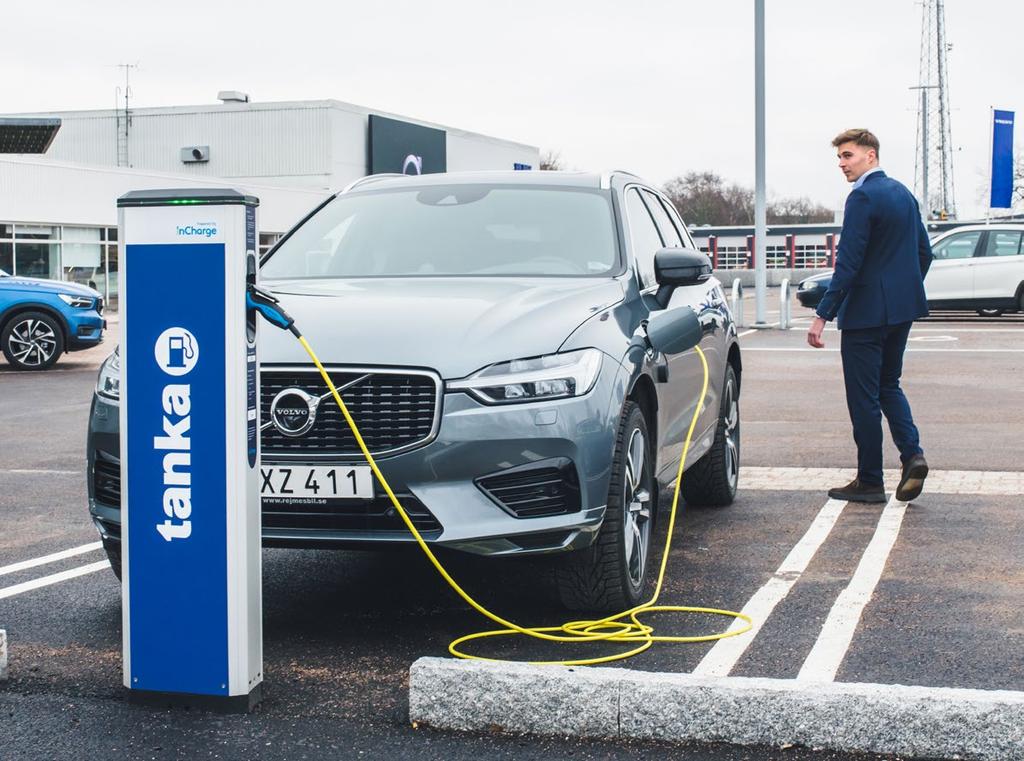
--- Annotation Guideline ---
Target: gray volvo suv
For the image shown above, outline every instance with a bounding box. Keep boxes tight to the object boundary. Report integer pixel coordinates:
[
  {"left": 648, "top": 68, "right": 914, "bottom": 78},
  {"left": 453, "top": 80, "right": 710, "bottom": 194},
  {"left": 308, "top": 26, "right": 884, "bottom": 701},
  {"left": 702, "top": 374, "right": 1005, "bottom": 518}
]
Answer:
[{"left": 88, "top": 170, "right": 742, "bottom": 610}]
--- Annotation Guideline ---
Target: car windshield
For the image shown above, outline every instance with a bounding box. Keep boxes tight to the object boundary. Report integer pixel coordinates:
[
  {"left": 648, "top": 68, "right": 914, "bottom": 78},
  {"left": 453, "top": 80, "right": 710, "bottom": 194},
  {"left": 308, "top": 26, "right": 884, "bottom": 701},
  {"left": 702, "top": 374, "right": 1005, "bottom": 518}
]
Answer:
[
  {"left": 261, "top": 184, "right": 619, "bottom": 279},
  {"left": 0, "top": 269, "right": 8, "bottom": 277}
]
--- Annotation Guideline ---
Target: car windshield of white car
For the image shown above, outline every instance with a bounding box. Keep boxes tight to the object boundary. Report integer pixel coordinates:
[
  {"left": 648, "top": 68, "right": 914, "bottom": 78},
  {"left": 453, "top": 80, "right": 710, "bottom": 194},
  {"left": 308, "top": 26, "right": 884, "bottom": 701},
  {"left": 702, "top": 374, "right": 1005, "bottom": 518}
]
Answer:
[{"left": 261, "top": 185, "right": 619, "bottom": 279}]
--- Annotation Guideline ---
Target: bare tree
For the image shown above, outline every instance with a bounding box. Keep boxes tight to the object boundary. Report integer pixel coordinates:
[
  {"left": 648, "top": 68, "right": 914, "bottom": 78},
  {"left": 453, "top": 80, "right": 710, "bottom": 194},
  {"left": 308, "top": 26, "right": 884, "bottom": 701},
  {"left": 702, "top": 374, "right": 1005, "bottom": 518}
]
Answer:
[
  {"left": 1014, "top": 153, "right": 1024, "bottom": 209},
  {"left": 663, "top": 172, "right": 754, "bottom": 226},
  {"left": 539, "top": 150, "right": 564, "bottom": 171},
  {"left": 767, "top": 196, "right": 835, "bottom": 224},
  {"left": 663, "top": 171, "right": 833, "bottom": 226}
]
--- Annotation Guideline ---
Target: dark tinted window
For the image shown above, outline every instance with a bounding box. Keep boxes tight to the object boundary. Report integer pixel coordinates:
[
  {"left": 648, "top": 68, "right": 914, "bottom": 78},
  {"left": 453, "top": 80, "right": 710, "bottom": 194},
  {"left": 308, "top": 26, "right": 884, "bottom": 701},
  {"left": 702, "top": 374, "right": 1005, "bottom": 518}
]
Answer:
[
  {"left": 262, "top": 185, "right": 618, "bottom": 278},
  {"left": 984, "top": 231, "right": 1023, "bottom": 257},
  {"left": 932, "top": 231, "right": 981, "bottom": 260},
  {"left": 641, "top": 190, "right": 684, "bottom": 248},
  {"left": 625, "top": 188, "right": 664, "bottom": 286}
]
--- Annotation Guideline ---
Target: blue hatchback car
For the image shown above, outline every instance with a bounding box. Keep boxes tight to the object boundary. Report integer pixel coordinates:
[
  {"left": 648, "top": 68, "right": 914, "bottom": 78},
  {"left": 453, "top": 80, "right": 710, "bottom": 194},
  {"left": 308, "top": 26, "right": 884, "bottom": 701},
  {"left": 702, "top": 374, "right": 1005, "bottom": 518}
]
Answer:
[{"left": 0, "top": 268, "right": 105, "bottom": 370}]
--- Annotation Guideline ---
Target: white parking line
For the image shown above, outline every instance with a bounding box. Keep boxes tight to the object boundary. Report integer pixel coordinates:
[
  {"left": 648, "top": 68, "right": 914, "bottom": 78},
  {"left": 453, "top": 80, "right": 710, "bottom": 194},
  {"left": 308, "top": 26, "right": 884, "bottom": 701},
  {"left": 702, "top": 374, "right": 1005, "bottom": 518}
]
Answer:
[
  {"left": 0, "top": 542, "right": 103, "bottom": 578},
  {"left": 693, "top": 499, "right": 848, "bottom": 677},
  {"left": 0, "top": 560, "right": 110, "bottom": 601},
  {"left": 797, "top": 495, "right": 908, "bottom": 683}
]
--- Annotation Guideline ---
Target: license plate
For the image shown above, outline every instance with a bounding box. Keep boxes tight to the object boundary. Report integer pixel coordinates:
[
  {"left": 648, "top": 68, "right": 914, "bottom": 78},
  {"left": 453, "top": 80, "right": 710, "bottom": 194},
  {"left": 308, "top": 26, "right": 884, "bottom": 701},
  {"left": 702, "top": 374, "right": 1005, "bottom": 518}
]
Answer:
[{"left": 260, "top": 465, "right": 374, "bottom": 500}]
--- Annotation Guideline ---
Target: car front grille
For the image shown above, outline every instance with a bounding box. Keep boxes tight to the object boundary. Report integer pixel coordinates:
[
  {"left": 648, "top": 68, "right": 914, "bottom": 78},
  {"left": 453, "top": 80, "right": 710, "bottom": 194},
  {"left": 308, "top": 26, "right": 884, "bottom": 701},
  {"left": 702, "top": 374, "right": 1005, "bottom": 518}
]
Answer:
[
  {"left": 92, "top": 455, "right": 121, "bottom": 507},
  {"left": 260, "top": 367, "right": 441, "bottom": 460},
  {"left": 476, "top": 458, "right": 582, "bottom": 519}
]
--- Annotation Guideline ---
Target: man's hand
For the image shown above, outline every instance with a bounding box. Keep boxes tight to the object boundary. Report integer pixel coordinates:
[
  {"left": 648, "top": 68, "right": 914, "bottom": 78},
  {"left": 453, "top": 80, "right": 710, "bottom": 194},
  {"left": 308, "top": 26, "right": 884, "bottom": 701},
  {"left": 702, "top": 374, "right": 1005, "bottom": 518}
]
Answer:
[{"left": 807, "top": 316, "right": 827, "bottom": 348}]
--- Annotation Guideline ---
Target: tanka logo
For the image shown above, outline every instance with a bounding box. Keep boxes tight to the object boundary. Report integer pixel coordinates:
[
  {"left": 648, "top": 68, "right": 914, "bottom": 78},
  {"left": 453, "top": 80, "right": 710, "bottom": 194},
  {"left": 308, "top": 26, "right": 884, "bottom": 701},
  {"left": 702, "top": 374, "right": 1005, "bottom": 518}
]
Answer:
[
  {"left": 176, "top": 222, "right": 218, "bottom": 238},
  {"left": 152, "top": 327, "right": 199, "bottom": 542}
]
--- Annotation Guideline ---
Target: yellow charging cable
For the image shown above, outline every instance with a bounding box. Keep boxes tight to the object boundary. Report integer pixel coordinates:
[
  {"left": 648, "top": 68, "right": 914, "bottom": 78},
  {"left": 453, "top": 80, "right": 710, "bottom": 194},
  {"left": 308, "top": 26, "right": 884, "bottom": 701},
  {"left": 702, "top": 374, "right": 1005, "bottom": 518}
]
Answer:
[{"left": 297, "top": 335, "right": 751, "bottom": 665}]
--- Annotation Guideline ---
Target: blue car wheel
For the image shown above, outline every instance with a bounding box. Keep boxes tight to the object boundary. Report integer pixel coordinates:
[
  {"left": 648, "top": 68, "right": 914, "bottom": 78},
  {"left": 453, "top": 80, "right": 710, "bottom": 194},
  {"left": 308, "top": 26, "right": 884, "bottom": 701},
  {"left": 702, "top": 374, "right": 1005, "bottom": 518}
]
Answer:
[{"left": 2, "top": 310, "right": 65, "bottom": 370}]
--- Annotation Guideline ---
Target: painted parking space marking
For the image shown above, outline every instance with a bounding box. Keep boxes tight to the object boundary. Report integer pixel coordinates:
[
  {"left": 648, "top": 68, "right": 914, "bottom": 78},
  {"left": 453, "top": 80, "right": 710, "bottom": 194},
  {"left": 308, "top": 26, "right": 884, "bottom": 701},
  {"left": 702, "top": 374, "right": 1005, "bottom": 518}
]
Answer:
[
  {"left": 0, "top": 560, "right": 109, "bottom": 601},
  {"left": 742, "top": 466, "right": 1024, "bottom": 495},
  {"left": 797, "top": 495, "right": 908, "bottom": 683},
  {"left": 693, "top": 498, "right": 848, "bottom": 677},
  {"left": 0, "top": 542, "right": 103, "bottom": 578}
]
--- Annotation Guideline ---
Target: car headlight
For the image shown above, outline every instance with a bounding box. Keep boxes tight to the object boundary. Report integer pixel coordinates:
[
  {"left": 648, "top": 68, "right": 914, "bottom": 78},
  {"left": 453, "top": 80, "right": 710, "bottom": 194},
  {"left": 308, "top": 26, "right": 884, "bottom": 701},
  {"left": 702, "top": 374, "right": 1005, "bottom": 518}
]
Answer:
[
  {"left": 58, "top": 293, "right": 94, "bottom": 308},
  {"left": 96, "top": 347, "right": 121, "bottom": 400},
  {"left": 799, "top": 281, "right": 820, "bottom": 291},
  {"left": 448, "top": 348, "right": 603, "bottom": 404}
]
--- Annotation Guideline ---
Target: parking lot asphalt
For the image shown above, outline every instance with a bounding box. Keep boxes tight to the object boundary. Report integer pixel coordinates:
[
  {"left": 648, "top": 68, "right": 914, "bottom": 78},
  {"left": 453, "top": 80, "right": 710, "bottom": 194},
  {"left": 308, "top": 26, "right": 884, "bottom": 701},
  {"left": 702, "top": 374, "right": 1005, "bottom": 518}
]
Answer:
[{"left": 2, "top": 296, "right": 1022, "bottom": 759}]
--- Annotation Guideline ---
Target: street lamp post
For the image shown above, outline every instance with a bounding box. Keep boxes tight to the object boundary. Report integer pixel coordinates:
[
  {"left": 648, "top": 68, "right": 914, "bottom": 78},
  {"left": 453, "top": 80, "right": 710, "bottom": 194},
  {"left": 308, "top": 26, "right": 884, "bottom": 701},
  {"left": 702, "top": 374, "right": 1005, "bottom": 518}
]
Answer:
[{"left": 754, "top": 0, "right": 768, "bottom": 327}]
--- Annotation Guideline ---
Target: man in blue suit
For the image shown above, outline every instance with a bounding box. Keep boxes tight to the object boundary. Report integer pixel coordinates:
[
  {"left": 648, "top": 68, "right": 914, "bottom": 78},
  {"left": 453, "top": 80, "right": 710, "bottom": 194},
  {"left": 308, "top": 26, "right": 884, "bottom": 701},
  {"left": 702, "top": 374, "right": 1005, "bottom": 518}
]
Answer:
[{"left": 807, "top": 129, "right": 933, "bottom": 503}]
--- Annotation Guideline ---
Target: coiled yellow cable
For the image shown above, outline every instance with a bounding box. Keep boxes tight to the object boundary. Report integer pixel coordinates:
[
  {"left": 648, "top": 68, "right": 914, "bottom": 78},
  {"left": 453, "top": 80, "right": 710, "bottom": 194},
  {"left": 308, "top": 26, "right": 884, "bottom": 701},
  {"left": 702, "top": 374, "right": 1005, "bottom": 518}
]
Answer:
[{"left": 298, "top": 335, "right": 751, "bottom": 665}]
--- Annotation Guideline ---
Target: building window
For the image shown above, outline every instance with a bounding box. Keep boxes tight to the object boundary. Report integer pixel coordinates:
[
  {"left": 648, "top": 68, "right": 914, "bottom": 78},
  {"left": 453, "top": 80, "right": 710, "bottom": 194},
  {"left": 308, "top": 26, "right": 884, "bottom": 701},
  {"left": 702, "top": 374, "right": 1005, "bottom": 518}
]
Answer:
[
  {"left": 14, "top": 225, "right": 59, "bottom": 280},
  {"left": 259, "top": 232, "right": 281, "bottom": 257}
]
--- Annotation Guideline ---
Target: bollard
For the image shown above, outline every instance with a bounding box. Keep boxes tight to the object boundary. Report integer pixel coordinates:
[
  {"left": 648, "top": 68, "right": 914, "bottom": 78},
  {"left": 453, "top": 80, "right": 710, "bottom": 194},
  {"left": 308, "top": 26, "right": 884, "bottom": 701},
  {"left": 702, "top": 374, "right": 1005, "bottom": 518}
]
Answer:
[
  {"left": 779, "top": 278, "right": 791, "bottom": 330},
  {"left": 0, "top": 629, "right": 7, "bottom": 681},
  {"left": 731, "top": 278, "right": 745, "bottom": 328}
]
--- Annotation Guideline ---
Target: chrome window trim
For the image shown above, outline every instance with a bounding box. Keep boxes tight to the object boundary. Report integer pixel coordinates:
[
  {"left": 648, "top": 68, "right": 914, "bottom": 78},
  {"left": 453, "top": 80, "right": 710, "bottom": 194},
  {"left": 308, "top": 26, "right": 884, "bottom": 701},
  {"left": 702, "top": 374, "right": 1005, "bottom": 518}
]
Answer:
[{"left": 259, "top": 364, "right": 444, "bottom": 462}]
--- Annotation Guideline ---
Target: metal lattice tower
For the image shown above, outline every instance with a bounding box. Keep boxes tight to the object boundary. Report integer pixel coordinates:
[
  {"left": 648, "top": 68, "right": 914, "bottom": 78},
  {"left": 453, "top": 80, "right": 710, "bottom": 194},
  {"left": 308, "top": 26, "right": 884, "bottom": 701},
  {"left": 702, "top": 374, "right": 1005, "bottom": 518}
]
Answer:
[{"left": 912, "top": 0, "right": 956, "bottom": 219}]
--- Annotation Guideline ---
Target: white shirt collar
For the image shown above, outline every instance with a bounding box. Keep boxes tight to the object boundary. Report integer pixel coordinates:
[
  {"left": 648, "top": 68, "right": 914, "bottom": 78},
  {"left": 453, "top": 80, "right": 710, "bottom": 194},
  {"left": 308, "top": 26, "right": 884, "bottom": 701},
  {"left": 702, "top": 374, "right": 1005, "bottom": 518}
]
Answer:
[{"left": 852, "top": 166, "right": 883, "bottom": 190}]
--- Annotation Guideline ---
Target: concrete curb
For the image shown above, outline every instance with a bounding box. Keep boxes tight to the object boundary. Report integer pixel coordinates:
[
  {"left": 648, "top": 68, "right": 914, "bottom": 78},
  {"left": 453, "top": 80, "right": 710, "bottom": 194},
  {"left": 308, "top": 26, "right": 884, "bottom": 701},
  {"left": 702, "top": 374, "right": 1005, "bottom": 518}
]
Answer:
[
  {"left": 0, "top": 630, "right": 7, "bottom": 681},
  {"left": 409, "top": 657, "right": 1024, "bottom": 760}
]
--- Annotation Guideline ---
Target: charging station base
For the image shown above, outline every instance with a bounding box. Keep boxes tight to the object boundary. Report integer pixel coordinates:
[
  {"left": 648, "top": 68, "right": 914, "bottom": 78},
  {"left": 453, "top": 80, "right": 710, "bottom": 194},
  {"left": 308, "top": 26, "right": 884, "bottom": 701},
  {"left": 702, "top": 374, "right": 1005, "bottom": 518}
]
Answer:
[{"left": 125, "top": 684, "right": 263, "bottom": 714}]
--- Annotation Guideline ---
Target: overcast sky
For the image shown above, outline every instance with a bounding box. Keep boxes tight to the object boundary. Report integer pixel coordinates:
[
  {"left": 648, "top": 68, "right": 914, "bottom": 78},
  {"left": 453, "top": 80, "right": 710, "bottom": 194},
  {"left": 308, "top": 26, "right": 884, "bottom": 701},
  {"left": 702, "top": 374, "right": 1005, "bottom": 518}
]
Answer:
[{"left": 3, "top": 1, "right": 1018, "bottom": 218}]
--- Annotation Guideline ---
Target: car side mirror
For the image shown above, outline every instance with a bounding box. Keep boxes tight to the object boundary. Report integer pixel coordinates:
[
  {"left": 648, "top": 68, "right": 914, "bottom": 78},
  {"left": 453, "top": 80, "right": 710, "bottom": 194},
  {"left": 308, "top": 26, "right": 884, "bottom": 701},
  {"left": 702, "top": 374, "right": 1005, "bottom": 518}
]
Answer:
[
  {"left": 646, "top": 306, "right": 702, "bottom": 355},
  {"left": 653, "top": 247, "right": 712, "bottom": 307}
]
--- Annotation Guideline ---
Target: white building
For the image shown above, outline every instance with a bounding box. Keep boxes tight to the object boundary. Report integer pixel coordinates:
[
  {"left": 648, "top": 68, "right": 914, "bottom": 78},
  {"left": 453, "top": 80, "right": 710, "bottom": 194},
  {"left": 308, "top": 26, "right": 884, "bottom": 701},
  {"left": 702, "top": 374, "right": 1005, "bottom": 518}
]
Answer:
[{"left": 1, "top": 95, "right": 540, "bottom": 305}]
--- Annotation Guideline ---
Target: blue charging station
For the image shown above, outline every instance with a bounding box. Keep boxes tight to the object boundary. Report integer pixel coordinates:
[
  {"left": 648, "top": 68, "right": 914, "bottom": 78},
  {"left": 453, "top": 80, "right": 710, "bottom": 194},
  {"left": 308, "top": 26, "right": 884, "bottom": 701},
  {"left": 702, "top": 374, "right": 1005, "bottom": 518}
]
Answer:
[{"left": 117, "top": 188, "right": 263, "bottom": 711}]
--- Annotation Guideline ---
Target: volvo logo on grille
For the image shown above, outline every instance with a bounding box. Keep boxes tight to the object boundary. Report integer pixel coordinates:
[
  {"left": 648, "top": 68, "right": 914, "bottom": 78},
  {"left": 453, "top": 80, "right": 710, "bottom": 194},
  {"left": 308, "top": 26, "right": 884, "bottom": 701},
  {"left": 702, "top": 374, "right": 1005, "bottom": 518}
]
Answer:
[{"left": 269, "top": 388, "right": 319, "bottom": 437}]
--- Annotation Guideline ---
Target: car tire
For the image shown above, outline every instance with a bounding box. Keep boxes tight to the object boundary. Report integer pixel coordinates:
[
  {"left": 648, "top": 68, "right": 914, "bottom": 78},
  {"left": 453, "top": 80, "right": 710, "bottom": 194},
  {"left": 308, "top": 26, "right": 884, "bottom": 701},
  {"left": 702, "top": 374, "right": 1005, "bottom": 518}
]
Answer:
[
  {"left": 681, "top": 364, "right": 740, "bottom": 507},
  {"left": 976, "top": 308, "right": 1004, "bottom": 317},
  {"left": 1, "top": 311, "right": 65, "bottom": 370},
  {"left": 553, "top": 401, "right": 655, "bottom": 612}
]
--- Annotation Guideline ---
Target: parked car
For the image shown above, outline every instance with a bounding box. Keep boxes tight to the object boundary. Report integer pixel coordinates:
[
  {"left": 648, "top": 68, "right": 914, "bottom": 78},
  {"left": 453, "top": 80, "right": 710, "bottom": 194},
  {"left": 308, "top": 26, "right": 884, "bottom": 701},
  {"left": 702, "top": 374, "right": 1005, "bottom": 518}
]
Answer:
[
  {"left": 796, "top": 225, "right": 1024, "bottom": 316},
  {"left": 87, "top": 171, "right": 743, "bottom": 611},
  {"left": 0, "top": 268, "right": 105, "bottom": 370}
]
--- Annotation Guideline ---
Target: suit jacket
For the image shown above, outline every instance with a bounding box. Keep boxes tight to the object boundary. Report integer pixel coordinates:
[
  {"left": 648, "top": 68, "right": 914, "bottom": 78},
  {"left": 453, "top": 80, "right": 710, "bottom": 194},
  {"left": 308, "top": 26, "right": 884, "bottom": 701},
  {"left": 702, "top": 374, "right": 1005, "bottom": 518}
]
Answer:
[{"left": 816, "top": 170, "right": 933, "bottom": 330}]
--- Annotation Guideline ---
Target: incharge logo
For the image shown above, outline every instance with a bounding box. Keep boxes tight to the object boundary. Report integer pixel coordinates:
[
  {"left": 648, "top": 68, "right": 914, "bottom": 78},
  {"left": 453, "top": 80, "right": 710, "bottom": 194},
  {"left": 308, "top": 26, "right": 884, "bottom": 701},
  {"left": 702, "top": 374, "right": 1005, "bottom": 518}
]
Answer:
[
  {"left": 152, "top": 327, "right": 199, "bottom": 542},
  {"left": 176, "top": 223, "right": 218, "bottom": 238}
]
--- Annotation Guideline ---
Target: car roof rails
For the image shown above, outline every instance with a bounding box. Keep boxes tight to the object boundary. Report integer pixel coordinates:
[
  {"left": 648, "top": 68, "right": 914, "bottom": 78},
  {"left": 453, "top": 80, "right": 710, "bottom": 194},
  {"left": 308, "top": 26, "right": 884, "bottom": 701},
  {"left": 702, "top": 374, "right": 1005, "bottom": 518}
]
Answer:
[
  {"left": 601, "top": 170, "right": 643, "bottom": 189},
  {"left": 341, "top": 173, "right": 406, "bottom": 194}
]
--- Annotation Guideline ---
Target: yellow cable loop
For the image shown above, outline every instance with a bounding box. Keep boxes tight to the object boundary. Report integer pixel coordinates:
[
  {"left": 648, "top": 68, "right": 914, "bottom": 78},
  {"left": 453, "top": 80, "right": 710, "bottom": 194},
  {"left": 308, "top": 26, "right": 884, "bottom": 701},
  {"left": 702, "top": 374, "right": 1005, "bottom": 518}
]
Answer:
[{"left": 298, "top": 335, "right": 752, "bottom": 665}]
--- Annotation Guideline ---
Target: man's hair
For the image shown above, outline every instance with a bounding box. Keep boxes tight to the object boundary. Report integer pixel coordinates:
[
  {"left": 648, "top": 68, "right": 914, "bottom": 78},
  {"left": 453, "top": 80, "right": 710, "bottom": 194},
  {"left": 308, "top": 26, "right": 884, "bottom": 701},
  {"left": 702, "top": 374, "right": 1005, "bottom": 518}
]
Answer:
[{"left": 832, "top": 128, "right": 880, "bottom": 157}]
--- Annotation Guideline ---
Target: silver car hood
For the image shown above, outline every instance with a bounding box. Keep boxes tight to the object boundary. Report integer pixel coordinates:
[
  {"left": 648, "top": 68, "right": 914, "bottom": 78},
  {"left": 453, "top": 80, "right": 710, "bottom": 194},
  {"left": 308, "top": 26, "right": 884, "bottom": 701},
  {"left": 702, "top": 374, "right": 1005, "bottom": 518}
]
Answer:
[{"left": 258, "top": 277, "right": 626, "bottom": 378}]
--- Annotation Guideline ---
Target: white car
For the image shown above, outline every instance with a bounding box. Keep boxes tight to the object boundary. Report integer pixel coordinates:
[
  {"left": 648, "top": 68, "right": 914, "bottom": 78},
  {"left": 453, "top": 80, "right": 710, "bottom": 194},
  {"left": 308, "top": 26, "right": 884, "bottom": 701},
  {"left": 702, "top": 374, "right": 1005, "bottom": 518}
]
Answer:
[
  {"left": 925, "top": 224, "right": 1024, "bottom": 316},
  {"left": 797, "top": 224, "right": 1024, "bottom": 317}
]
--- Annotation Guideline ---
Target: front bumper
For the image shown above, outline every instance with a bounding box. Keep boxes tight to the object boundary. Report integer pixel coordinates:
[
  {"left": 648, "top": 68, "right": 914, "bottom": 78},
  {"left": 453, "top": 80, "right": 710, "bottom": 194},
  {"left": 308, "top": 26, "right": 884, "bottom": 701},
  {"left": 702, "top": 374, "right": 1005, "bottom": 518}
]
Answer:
[
  {"left": 66, "top": 309, "right": 105, "bottom": 351},
  {"left": 87, "top": 362, "right": 621, "bottom": 557}
]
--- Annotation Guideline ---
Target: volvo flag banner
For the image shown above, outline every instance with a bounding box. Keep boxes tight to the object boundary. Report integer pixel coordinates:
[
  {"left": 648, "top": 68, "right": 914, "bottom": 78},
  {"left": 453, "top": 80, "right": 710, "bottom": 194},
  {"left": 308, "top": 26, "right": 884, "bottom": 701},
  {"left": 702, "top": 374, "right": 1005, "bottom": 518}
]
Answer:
[
  {"left": 368, "top": 114, "right": 446, "bottom": 176},
  {"left": 117, "top": 189, "right": 263, "bottom": 711},
  {"left": 991, "top": 109, "right": 1015, "bottom": 209}
]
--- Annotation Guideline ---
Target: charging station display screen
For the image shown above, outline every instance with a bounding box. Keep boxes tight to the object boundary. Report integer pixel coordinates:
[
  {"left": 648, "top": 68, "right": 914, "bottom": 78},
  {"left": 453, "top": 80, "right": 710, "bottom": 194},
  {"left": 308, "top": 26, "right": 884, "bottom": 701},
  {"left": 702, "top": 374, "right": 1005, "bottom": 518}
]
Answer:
[{"left": 124, "top": 242, "right": 229, "bottom": 695}]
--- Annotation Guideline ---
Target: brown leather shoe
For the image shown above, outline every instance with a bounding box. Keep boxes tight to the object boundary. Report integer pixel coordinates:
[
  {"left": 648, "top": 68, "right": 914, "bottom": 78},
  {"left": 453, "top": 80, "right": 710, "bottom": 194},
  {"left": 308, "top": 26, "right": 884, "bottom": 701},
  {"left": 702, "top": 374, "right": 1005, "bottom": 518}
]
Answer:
[
  {"left": 896, "top": 454, "right": 929, "bottom": 502},
  {"left": 828, "top": 478, "right": 887, "bottom": 503}
]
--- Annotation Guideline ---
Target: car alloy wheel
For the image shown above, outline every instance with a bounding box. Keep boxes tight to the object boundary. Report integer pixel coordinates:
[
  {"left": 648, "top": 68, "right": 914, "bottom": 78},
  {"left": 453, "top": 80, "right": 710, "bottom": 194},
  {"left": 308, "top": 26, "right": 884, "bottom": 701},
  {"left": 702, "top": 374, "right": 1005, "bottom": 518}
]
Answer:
[
  {"left": 623, "top": 427, "right": 653, "bottom": 590},
  {"left": 552, "top": 401, "right": 655, "bottom": 611},
  {"left": 722, "top": 374, "right": 740, "bottom": 491},
  {"left": 2, "top": 311, "right": 65, "bottom": 370}
]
